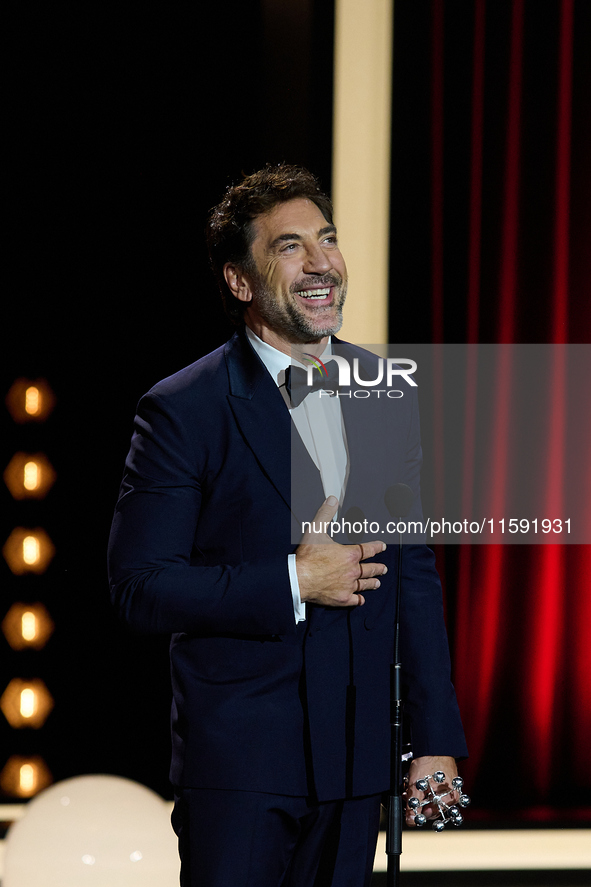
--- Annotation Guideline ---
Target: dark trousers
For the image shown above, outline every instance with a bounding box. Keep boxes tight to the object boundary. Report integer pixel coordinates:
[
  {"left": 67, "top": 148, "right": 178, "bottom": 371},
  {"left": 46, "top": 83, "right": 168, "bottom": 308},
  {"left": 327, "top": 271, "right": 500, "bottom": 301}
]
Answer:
[{"left": 172, "top": 788, "right": 381, "bottom": 887}]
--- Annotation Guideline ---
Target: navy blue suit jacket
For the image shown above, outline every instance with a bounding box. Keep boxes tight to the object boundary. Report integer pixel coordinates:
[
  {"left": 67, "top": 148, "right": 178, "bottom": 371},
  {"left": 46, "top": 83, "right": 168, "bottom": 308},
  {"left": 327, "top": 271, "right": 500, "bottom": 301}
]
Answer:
[{"left": 108, "top": 328, "right": 467, "bottom": 802}]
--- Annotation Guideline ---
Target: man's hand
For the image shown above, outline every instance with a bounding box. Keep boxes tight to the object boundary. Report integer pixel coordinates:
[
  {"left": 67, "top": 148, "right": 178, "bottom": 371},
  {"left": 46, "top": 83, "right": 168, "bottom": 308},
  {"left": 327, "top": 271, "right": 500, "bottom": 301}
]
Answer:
[
  {"left": 295, "top": 496, "right": 387, "bottom": 608},
  {"left": 404, "top": 755, "right": 459, "bottom": 826}
]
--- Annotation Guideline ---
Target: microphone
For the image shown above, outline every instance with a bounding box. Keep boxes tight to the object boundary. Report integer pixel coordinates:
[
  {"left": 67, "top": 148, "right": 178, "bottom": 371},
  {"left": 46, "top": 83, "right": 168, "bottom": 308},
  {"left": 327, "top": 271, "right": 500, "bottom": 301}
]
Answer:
[
  {"left": 384, "top": 483, "right": 414, "bottom": 519},
  {"left": 384, "top": 482, "right": 413, "bottom": 877},
  {"left": 343, "top": 506, "right": 366, "bottom": 543}
]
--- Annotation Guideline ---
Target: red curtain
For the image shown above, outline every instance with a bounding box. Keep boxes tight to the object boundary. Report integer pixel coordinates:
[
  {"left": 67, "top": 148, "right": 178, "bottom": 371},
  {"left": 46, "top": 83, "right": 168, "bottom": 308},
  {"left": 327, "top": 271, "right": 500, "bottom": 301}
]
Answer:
[{"left": 397, "top": 0, "right": 591, "bottom": 816}]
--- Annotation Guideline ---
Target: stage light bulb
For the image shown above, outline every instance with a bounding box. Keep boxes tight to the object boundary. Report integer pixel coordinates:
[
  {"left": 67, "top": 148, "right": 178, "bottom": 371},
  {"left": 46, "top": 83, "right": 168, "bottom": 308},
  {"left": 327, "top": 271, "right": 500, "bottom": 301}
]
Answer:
[
  {"left": 22, "top": 536, "right": 40, "bottom": 565},
  {"left": 20, "top": 688, "right": 37, "bottom": 719},
  {"left": 2, "top": 603, "right": 54, "bottom": 650},
  {"left": 23, "top": 461, "right": 40, "bottom": 490},
  {"left": 20, "top": 764, "right": 36, "bottom": 793},
  {"left": 25, "top": 387, "right": 40, "bottom": 415},
  {"left": 3, "top": 527, "right": 55, "bottom": 574},
  {"left": 5, "top": 378, "right": 56, "bottom": 423},
  {"left": 1, "top": 775, "right": 179, "bottom": 881},
  {"left": 0, "top": 756, "right": 52, "bottom": 798},
  {"left": 0, "top": 679, "right": 54, "bottom": 728},
  {"left": 21, "top": 611, "right": 37, "bottom": 641},
  {"left": 4, "top": 453, "right": 56, "bottom": 500}
]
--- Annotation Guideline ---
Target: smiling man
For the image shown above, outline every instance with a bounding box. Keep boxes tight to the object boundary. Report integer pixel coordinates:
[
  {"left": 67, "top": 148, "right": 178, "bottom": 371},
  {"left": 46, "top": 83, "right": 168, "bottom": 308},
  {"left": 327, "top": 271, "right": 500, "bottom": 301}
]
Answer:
[{"left": 108, "top": 164, "right": 467, "bottom": 886}]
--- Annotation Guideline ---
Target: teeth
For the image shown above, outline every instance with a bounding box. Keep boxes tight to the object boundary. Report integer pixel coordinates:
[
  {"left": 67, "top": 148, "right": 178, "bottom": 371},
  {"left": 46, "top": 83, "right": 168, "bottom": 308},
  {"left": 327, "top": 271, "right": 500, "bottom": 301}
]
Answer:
[{"left": 297, "top": 288, "right": 331, "bottom": 299}]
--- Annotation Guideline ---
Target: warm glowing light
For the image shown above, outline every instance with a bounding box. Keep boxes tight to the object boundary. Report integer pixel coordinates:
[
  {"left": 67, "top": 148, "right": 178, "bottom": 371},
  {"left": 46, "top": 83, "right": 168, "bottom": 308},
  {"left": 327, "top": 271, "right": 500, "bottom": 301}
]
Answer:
[
  {"left": 4, "top": 452, "right": 56, "bottom": 500},
  {"left": 0, "top": 678, "right": 54, "bottom": 728},
  {"left": 2, "top": 602, "right": 54, "bottom": 650},
  {"left": 20, "top": 763, "right": 36, "bottom": 792},
  {"left": 3, "top": 527, "right": 55, "bottom": 574},
  {"left": 0, "top": 755, "right": 52, "bottom": 797},
  {"left": 23, "top": 535, "right": 40, "bottom": 565},
  {"left": 21, "top": 610, "right": 37, "bottom": 641},
  {"left": 5, "top": 378, "right": 56, "bottom": 423},
  {"left": 24, "top": 461, "right": 40, "bottom": 489},
  {"left": 25, "top": 386, "right": 40, "bottom": 415},
  {"left": 20, "top": 688, "right": 37, "bottom": 719}
]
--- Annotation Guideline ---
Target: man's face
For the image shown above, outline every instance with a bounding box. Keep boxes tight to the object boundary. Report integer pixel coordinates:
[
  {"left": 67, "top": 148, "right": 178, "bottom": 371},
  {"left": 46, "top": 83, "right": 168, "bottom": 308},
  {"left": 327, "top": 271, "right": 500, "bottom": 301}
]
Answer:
[{"left": 237, "top": 198, "right": 348, "bottom": 346}]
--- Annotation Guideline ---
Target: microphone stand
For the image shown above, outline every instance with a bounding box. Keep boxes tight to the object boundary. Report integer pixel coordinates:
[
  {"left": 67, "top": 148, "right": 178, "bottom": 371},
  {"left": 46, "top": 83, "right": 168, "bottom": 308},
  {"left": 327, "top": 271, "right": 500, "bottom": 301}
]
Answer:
[{"left": 386, "top": 518, "right": 404, "bottom": 887}]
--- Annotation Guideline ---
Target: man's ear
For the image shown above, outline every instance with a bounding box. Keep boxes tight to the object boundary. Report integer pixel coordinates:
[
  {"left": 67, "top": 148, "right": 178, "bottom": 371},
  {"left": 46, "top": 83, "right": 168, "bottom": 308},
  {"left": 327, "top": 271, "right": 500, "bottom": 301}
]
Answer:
[{"left": 223, "top": 263, "right": 253, "bottom": 304}]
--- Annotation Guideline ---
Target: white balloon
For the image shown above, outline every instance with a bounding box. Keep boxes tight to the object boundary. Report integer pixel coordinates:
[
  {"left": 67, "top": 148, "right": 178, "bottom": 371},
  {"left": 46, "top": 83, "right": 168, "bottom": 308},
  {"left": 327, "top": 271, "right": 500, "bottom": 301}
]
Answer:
[{"left": 3, "top": 774, "right": 179, "bottom": 886}]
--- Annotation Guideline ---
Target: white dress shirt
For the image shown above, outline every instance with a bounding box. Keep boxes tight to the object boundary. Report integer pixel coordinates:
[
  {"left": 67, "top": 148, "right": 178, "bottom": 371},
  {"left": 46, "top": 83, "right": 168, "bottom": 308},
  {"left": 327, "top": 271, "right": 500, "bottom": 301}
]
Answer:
[{"left": 245, "top": 326, "right": 350, "bottom": 622}]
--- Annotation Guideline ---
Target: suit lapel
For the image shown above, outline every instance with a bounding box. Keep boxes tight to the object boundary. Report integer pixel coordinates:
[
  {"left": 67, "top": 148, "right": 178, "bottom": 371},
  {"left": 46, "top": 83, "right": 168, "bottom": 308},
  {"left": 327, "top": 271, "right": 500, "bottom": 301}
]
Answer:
[
  {"left": 334, "top": 340, "right": 373, "bottom": 515},
  {"left": 334, "top": 341, "right": 393, "bottom": 531},
  {"left": 225, "top": 329, "right": 323, "bottom": 523}
]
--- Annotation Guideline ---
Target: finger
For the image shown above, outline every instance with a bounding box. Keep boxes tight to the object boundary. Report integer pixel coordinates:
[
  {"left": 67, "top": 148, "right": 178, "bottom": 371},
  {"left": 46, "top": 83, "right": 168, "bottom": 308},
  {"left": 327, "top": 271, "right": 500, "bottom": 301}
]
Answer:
[
  {"left": 358, "top": 540, "right": 387, "bottom": 560},
  {"left": 301, "top": 497, "right": 340, "bottom": 544},
  {"left": 338, "top": 591, "right": 366, "bottom": 608},
  {"left": 315, "top": 495, "right": 339, "bottom": 520},
  {"left": 404, "top": 791, "right": 421, "bottom": 826},
  {"left": 358, "top": 562, "right": 388, "bottom": 579},
  {"left": 305, "top": 496, "right": 339, "bottom": 535},
  {"left": 406, "top": 805, "right": 436, "bottom": 824},
  {"left": 356, "top": 577, "right": 381, "bottom": 592}
]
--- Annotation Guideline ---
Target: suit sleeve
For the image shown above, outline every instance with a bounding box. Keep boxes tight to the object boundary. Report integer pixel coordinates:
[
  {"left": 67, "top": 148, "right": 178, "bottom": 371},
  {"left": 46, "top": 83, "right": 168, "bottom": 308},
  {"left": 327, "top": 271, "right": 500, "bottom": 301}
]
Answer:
[
  {"left": 398, "top": 545, "right": 468, "bottom": 759},
  {"left": 107, "top": 392, "right": 297, "bottom": 637}
]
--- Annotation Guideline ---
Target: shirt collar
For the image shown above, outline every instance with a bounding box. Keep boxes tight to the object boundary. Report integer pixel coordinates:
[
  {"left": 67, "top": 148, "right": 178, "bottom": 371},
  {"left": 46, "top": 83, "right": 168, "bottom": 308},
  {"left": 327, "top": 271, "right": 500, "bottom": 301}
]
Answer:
[{"left": 245, "top": 325, "right": 333, "bottom": 388}]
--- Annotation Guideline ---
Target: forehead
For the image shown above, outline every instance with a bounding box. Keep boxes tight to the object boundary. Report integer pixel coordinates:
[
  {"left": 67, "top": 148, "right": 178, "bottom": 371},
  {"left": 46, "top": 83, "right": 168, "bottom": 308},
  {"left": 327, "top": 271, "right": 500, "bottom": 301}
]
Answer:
[{"left": 250, "top": 198, "right": 330, "bottom": 249}]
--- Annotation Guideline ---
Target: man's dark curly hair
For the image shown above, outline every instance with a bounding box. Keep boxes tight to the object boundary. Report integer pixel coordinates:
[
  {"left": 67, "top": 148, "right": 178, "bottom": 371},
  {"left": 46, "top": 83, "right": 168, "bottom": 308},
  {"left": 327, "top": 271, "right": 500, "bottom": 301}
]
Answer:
[{"left": 206, "top": 163, "right": 334, "bottom": 323}]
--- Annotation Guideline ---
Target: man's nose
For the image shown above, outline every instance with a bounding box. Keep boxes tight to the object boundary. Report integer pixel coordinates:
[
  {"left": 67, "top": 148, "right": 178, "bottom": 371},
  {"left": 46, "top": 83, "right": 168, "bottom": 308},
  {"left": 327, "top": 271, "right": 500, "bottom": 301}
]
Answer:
[{"left": 302, "top": 242, "right": 332, "bottom": 274}]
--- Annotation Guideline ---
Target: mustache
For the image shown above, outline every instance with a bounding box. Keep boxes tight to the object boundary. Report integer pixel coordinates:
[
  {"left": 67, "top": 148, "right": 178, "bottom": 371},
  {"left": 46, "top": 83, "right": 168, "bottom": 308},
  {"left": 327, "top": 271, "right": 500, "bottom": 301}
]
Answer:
[{"left": 291, "top": 273, "right": 342, "bottom": 292}]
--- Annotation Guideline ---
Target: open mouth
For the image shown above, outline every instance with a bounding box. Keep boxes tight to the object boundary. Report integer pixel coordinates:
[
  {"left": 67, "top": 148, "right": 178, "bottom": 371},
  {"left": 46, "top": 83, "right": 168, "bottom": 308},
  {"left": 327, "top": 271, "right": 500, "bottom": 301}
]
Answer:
[{"left": 295, "top": 287, "right": 333, "bottom": 303}]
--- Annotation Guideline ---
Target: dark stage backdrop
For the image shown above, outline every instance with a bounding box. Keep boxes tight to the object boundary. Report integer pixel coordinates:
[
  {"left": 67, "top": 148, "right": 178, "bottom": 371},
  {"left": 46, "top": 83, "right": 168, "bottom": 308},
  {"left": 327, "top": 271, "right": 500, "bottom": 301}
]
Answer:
[
  {"left": 3, "top": 0, "right": 590, "bottom": 822},
  {"left": 3, "top": 0, "right": 335, "bottom": 800}
]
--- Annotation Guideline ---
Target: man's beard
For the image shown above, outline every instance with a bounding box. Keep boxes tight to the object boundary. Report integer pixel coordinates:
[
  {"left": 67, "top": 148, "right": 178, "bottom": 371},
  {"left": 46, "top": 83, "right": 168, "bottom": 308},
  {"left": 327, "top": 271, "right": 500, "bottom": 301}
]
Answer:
[{"left": 249, "top": 272, "right": 347, "bottom": 343}]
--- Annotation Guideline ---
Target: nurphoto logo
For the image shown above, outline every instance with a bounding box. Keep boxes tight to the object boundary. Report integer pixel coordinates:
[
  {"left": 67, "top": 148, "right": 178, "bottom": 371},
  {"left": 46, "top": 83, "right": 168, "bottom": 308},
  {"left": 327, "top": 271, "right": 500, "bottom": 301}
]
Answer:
[{"left": 302, "top": 353, "right": 417, "bottom": 399}]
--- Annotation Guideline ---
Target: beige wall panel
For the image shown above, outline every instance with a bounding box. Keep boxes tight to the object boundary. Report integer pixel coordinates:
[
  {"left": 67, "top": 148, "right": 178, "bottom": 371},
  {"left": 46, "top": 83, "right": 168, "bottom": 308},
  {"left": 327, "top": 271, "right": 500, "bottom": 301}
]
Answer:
[{"left": 333, "top": 0, "right": 394, "bottom": 344}]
